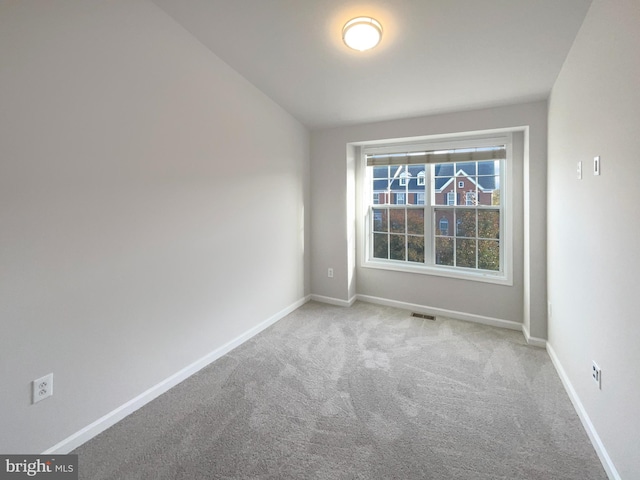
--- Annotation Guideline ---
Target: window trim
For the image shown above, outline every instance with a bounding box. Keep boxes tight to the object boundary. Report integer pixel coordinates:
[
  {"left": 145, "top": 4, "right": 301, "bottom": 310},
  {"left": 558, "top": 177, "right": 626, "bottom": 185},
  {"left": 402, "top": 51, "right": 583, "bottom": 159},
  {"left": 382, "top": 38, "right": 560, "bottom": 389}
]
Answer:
[{"left": 360, "top": 133, "right": 513, "bottom": 286}]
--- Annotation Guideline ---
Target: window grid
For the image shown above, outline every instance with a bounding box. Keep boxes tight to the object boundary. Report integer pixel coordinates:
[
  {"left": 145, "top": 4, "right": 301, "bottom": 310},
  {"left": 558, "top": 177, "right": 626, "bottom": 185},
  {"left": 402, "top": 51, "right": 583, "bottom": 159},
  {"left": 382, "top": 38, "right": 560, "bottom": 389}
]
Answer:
[{"left": 369, "top": 158, "right": 502, "bottom": 274}]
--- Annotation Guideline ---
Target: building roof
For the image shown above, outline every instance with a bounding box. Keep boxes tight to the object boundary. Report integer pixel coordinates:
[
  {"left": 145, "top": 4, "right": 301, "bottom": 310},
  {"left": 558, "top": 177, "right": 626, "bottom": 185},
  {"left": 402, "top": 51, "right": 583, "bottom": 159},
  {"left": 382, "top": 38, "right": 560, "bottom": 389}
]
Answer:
[{"left": 372, "top": 162, "right": 497, "bottom": 192}]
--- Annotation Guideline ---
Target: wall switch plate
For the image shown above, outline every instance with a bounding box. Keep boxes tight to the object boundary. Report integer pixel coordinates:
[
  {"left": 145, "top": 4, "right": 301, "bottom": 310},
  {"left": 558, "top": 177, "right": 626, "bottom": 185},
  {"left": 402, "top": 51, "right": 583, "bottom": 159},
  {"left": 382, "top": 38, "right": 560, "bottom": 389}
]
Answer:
[
  {"left": 594, "top": 156, "right": 601, "bottom": 175},
  {"left": 33, "top": 373, "right": 53, "bottom": 404},
  {"left": 328, "top": 268, "right": 334, "bottom": 278},
  {"left": 577, "top": 161, "right": 582, "bottom": 179},
  {"left": 592, "top": 361, "right": 601, "bottom": 389}
]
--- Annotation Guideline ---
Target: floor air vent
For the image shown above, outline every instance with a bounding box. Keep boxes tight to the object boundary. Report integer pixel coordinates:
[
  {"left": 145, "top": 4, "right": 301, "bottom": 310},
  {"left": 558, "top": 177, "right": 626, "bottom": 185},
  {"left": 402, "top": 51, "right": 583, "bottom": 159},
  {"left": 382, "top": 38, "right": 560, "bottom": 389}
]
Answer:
[{"left": 411, "top": 312, "right": 435, "bottom": 320}]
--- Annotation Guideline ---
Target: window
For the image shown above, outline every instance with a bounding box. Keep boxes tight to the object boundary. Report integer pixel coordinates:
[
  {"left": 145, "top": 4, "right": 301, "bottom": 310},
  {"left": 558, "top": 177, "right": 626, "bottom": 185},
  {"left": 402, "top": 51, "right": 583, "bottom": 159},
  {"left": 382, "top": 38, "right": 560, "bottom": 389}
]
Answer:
[
  {"left": 363, "top": 135, "right": 510, "bottom": 284},
  {"left": 399, "top": 172, "right": 411, "bottom": 186},
  {"left": 373, "top": 193, "right": 380, "bottom": 204},
  {"left": 465, "top": 191, "right": 476, "bottom": 205},
  {"left": 439, "top": 217, "right": 449, "bottom": 235}
]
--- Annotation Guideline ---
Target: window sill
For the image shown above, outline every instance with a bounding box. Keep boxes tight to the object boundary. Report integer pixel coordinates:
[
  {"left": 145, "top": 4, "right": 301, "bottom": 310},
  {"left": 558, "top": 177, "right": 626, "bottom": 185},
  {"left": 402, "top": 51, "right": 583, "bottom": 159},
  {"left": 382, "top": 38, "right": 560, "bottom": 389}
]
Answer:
[{"left": 362, "top": 258, "right": 513, "bottom": 286}]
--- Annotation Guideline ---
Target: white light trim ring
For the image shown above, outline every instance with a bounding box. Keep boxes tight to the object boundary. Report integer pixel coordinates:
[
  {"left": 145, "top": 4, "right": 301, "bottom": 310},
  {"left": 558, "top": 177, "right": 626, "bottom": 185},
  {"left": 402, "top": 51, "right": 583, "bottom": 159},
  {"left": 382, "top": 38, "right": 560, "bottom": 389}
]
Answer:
[{"left": 342, "top": 17, "right": 383, "bottom": 51}]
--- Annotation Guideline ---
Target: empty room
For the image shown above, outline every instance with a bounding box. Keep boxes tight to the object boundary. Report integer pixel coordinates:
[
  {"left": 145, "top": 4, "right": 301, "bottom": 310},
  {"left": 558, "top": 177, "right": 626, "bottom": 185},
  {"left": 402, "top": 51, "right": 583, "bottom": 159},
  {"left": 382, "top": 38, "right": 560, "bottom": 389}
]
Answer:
[{"left": 1, "top": 0, "right": 638, "bottom": 478}]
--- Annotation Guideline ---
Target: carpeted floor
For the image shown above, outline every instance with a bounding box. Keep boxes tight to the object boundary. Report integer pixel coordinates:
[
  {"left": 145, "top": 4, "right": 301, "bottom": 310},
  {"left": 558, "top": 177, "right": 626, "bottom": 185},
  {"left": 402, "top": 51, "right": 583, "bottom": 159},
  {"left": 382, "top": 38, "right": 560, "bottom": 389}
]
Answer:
[{"left": 73, "top": 301, "right": 607, "bottom": 479}]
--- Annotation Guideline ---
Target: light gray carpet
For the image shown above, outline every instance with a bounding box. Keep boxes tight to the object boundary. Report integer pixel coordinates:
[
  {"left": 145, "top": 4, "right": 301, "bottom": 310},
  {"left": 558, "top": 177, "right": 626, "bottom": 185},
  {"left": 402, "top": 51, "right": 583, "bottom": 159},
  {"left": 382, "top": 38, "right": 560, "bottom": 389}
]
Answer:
[{"left": 73, "top": 301, "right": 607, "bottom": 479}]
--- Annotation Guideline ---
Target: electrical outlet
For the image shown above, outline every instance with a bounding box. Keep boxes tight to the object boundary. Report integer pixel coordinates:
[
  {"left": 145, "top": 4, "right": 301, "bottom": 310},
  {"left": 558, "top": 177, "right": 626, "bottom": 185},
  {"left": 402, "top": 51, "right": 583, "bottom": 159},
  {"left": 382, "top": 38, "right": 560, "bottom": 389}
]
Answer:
[
  {"left": 591, "top": 362, "right": 601, "bottom": 389},
  {"left": 33, "top": 373, "right": 53, "bottom": 404},
  {"left": 328, "top": 268, "right": 334, "bottom": 278}
]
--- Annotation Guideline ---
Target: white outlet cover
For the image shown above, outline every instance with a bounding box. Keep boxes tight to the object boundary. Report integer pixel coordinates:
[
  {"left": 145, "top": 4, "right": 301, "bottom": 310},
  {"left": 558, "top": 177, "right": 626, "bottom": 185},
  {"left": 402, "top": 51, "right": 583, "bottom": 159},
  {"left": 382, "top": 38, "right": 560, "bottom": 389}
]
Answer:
[
  {"left": 33, "top": 373, "right": 53, "bottom": 404},
  {"left": 591, "top": 362, "right": 601, "bottom": 389}
]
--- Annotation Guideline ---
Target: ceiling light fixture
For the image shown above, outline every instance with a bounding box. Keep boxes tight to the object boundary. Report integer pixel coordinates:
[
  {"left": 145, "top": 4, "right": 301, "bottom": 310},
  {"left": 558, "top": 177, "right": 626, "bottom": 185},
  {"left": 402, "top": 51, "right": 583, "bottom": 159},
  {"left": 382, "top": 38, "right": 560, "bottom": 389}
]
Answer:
[{"left": 342, "top": 17, "right": 383, "bottom": 51}]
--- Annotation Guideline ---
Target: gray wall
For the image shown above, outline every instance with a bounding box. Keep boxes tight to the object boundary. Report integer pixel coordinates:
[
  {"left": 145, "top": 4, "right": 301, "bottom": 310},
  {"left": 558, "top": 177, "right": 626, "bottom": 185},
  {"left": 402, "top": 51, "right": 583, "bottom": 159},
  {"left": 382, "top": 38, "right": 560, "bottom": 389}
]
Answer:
[
  {"left": 547, "top": 0, "right": 640, "bottom": 477},
  {"left": 0, "top": 0, "right": 310, "bottom": 453},
  {"left": 311, "top": 102, "right": 547, "bottom": 337}
]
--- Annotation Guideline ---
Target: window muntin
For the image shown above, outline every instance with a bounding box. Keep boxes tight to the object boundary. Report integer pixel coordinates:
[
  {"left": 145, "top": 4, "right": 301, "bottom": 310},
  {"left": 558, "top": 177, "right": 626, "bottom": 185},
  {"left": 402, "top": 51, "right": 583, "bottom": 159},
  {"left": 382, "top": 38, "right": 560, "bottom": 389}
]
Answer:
[{"left": 364, "top": 139, "right": 508, "bottom": 282}]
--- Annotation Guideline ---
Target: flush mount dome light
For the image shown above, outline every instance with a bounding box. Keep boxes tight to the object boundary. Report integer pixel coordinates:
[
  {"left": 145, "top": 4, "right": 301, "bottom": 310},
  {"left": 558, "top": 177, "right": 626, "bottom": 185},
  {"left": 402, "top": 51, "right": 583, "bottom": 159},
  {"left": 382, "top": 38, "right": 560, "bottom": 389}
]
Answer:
[{"left": 342, "top": 17, "right": 383, "bottom": 51}]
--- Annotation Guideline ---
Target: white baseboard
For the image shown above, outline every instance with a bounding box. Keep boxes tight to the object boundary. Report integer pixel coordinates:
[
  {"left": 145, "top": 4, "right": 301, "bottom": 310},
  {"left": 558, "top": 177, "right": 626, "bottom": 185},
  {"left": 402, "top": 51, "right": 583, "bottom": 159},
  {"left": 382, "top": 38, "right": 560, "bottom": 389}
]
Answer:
[
  {"left": 356, "top": 294, "right": 522, "bottom": 331},
  {"left": 43, "top": 295, "right": 311, "bottom": 454},
  {"left": 546, "top": 343, "right": 620, "bottom": 480},
  {"left": 310, "top": 294, "right": 356, "bottom": 307},
  {"left": 521, "top": 323, "right": 547, "bottom": 348}
]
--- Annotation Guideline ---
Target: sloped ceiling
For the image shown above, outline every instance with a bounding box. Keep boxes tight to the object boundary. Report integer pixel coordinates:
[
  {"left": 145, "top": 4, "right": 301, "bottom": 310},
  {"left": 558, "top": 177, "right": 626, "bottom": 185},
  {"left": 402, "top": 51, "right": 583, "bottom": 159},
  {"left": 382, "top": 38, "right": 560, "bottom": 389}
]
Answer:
[{"left": 152, "top": 0, "right": 592, "bottom": 129}]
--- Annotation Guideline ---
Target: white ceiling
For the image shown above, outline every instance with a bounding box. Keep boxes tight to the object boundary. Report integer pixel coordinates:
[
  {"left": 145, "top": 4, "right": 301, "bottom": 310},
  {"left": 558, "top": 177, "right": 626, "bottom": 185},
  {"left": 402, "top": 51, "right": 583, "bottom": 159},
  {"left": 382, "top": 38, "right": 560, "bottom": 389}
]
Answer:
[{"left": 152, "top": 0, "right": 592, "bottom": 129}]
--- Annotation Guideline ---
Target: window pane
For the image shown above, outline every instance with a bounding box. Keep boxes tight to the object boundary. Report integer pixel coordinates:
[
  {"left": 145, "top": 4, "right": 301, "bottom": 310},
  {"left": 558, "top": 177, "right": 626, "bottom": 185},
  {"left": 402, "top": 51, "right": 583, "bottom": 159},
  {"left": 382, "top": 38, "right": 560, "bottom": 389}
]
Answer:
[
  {"left": 456, "top": 238, "right": 477, "bottom": 268},
  {"left": 390, "top": 165, "right": 404, "bottom": 189},
  {"left": 373, "top": 166, "right": 388, "bottom": 178},
  {"left": 407, "top": 208, "right": 424, "bottom": 235},
  {"left": 373, "top": 233, "right": 388, "bottom": 259},
  {"left": 373, "top": 179, "right": 388, "bottom": 191},
  {"left": 478, "top": 210, "right": 499, "bottom": 239},
  {"left": 477, "top": 160, "right": 496, "bottom": 176},
  {"left": 373, "top": 208, "right": 388, "bottom": 232},
  {"left": 434, "top": 163, "right": 453, "bottom": 177},
  {"left": 478, "top": 240, "right": 500, "bottom": 271},
  {"left": 435, "top": 237, "right": 454, "bottom": 266},
  {"left": 464, "top": 190, "right": 477, "bottom": 206},
  {"left": 389, "top": 209, "right": 405, "bottom": 233},
  {"left": 434, "top": 175, "right": 453, "bottom": 205},
  {"left": 491, "top": 187, "right": 501, "bottom": 206},
  {"left": 407, "top": 236, "right": 424, "bottom": 263},
  {"left": 434, "top": 208, "right": 453, "bottom": 236},
  {"left": 456, "top": 209, "right": 476, "bottom": 237},
  {"left": 457, "top": 162, "right": 477, "bottom": 175},
  {"left": 390, "top": 234, "right": 405, "bottom": 260}
]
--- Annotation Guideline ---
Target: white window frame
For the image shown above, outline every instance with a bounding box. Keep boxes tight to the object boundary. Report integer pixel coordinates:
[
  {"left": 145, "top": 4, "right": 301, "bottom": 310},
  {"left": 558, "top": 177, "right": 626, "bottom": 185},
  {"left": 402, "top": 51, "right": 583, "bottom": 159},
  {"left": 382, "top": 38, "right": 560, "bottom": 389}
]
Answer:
[
  {"left": 465, "top": 191, "right": 476, "bottom": 205},
  {"left": 446, "top": 191, "right": 456, "bottom": 205},
  {"left": 361, "top": 133, "right": 513, "bottom": 286},
  {"left": 416, "top": 192, "right": 425, "bottom": 205},
  {"left": 417, "top": 171, "right": 425, "bottom": 186},
  {"left": 396, "top": 192, "right": 405, "bottom": 204}
]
